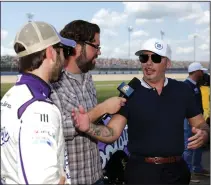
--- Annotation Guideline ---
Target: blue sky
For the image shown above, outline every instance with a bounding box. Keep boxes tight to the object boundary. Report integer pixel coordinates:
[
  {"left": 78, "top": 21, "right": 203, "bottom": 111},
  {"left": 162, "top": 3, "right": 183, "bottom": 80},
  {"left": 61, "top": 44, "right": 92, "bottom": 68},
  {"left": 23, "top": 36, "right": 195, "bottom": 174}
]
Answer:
[{"left": 1, "top": 2, "right": 210, "bottom": 62}]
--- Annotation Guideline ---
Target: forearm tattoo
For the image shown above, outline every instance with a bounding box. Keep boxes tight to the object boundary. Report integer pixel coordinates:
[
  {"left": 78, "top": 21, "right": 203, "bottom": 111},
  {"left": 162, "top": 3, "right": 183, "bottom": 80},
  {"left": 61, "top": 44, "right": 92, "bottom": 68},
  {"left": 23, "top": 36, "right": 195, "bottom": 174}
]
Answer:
[{"left": 87, "top": 123, "right": 114, "bottom": 138}]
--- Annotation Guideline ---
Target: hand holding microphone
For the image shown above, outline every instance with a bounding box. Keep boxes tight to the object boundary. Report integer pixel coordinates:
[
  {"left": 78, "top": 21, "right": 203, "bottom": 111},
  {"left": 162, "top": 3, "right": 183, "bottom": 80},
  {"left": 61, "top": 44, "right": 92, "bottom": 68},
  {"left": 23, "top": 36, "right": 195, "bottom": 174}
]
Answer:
[
  {"left": 72, "top": 78, "right": 140, "bottom": 131},
  {"left": 96, "top": 77, "right": 140, "bottom": 125}
]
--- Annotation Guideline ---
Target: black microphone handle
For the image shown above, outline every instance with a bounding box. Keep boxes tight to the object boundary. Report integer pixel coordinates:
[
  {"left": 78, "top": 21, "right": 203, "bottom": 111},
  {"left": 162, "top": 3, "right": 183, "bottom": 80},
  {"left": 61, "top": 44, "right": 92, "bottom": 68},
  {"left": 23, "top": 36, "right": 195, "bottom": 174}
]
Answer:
[
  {"left": 119, "top": 93, "right": 125, "bottom": 98},
  {"left": 96, "top": 78, "right": 140, "bottom": 125}
]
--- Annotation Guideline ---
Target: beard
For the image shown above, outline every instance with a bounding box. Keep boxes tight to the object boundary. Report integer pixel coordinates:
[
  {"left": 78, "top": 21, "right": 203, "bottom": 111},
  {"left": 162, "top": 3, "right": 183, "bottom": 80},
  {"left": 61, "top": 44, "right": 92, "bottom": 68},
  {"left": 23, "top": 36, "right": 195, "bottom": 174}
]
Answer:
[
  {"left": 76, "top": 48, "right": 96, "bottom": 73},
  {"left": 50, "top": 54, "right": 63, "bottom": 83}
]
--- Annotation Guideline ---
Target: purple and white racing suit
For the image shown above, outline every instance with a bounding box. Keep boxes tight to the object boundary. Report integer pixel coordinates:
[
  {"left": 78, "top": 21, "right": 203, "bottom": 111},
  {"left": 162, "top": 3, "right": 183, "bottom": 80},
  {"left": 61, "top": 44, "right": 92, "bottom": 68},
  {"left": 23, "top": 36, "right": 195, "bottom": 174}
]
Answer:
[{"left": 1, "top": 73, "right": 71, "bottom": 184}]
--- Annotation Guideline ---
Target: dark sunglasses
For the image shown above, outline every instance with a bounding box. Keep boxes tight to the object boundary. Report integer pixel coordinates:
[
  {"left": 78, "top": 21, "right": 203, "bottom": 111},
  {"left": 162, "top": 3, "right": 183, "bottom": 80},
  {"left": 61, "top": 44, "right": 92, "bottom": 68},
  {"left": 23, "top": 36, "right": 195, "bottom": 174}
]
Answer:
[
  {"left": 139, "top": 54, "right": 163, "bottom": 63},
  {"left": 84, "top": 41, "right": 101, "bottom": 51}
]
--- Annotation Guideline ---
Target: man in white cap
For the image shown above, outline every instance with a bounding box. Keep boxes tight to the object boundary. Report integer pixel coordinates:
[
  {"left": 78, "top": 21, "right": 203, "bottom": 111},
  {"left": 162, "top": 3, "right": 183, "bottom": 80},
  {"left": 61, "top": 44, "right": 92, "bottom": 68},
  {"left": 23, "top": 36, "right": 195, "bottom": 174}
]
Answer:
[
  {"left": 183, "top": 62, "right": 209, "bottom": 183},
  {"left": 1, "top": 21, "right": 76, "bottom": 184},
  {"left": 70, "top": 38, "right": 210, "bottom": 184}
]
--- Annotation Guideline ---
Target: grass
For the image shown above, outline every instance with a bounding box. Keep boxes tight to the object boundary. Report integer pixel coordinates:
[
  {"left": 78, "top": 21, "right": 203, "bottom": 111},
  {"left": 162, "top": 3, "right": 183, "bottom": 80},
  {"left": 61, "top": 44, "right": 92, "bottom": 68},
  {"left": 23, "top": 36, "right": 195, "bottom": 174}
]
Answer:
[
  {"left": 1, "top": 81, "right": 129, "bottom": 103},
  {"left": 1, "top": 83, "right": 13, "bottom": 99}
]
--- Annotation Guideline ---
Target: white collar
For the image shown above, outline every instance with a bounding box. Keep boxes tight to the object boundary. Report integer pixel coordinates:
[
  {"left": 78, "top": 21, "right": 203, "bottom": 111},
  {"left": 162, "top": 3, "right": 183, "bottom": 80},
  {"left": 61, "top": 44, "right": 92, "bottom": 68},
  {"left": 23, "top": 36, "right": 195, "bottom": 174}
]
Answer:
[
  {"left": 140, "top": 78, "right": 168, "bottom": 89},
  {"left": 187, "top": 77, "right": 197, "bottom": 85}
]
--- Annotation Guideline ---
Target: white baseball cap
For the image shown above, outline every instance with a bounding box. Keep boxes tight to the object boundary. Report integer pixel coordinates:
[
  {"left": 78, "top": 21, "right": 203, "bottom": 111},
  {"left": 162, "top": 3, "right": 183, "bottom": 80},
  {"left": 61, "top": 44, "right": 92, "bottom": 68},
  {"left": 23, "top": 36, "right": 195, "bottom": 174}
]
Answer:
[
  {"left": 135, "top": 38, "right": 172, "bottom": 60},
  {"left": 188, "top": 62, "right": 208, "bottom": 73},
  {"left": 14, "top": 21, "right": 76, "bottom": 57}
]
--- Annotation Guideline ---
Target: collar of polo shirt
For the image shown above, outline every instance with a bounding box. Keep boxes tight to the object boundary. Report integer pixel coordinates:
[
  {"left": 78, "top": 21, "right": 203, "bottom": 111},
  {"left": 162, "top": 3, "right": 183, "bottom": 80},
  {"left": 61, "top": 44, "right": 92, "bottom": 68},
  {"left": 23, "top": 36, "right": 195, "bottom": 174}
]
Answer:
[{"left": 140, "top": 78, "right": 168, "bottom": 89}]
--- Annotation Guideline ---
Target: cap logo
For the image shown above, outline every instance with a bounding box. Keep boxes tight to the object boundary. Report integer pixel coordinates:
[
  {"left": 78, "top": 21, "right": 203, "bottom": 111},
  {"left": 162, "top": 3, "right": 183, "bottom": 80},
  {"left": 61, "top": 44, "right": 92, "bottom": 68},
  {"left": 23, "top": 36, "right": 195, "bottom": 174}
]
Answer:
[{"left": 155, "top": 42, "right": 163, "bottom": 50}]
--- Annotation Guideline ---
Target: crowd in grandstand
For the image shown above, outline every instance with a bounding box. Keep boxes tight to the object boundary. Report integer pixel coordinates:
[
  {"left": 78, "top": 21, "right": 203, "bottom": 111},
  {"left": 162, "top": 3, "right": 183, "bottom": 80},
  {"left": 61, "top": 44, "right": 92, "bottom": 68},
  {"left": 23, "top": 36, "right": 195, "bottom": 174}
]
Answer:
[{"left": 1, "top": 55, "right": 210, "bottom": 71}]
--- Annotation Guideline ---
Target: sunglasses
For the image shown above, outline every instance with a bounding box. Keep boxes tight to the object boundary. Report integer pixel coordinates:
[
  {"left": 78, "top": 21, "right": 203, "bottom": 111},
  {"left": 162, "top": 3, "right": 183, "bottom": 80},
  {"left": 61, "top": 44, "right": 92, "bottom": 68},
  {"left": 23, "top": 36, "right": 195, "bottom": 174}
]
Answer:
[
  {"left": 139, "top": 54, "right": 163, "bottom": 63},
  {"left": 84, "top": 41, "right": 101, "bottom": 51}
]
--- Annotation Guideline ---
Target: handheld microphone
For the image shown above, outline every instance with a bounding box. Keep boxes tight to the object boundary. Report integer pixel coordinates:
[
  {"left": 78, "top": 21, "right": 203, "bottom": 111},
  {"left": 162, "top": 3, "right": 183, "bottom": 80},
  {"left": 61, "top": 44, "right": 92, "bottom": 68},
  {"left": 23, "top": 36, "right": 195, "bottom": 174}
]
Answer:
[
  {"left": 117, "top": 82, "right": 134, "bottom": 98},
  {"left": 96, "top": 77, "right": 140, "bottom": 125}
]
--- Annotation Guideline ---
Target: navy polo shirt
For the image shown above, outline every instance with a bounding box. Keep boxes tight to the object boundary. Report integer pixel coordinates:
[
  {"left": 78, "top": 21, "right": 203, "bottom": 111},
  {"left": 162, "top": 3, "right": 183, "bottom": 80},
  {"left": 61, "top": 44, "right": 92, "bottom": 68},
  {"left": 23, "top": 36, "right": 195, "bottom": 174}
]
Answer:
[{"left": 118, "top": 78, "right": 201, "bottom": 157}]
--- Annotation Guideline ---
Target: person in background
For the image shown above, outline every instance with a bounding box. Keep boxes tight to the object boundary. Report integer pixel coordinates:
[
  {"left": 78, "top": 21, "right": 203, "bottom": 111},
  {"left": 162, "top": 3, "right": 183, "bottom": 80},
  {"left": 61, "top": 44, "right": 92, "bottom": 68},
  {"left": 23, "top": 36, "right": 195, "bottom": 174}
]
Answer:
[
  {"left": 183, "top": 62, "right": 210, "bottom": 183},
  {"left": 1, "top": 21, "right": 77, "bottom": 184},
  {"left": 71, "top": 38, "right": 210, "bottom": 184},
  {"left": 198, "top": 72, "right": 210, "bottom": 126}
]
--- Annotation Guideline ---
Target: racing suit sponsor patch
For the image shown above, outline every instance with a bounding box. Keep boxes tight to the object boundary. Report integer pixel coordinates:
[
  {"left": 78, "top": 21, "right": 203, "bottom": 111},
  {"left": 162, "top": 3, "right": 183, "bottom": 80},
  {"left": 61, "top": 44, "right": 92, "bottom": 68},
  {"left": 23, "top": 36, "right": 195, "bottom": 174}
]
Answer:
[{"left": 1, "top": 127, "right": 10, "bottom": 146}]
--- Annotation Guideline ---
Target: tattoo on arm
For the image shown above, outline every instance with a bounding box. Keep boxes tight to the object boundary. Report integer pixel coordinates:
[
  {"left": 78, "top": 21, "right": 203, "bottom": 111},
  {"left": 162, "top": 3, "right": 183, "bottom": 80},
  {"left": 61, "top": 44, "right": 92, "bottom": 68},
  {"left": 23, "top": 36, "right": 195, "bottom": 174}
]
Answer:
[{"left": 87, "top": 124, "right": 114, "bottom": 138}]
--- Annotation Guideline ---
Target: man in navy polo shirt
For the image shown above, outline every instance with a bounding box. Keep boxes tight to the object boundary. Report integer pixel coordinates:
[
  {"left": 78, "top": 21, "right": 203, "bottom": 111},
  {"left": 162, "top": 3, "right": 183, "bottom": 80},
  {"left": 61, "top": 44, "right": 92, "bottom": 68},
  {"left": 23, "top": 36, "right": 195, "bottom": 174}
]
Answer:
[
  {"left": 71, "top": 38, "right": 210, "bottom": 184},
  {"left": 183, "top": 62, "right": 209, "bottom": 183}
]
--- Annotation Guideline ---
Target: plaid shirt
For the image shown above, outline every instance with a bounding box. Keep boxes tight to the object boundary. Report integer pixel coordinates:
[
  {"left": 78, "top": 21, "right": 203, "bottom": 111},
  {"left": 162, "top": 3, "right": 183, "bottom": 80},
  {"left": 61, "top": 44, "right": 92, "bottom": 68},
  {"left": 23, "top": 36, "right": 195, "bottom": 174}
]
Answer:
[{"left": 50, "top": 70, "right": 102, "bottom": 184}]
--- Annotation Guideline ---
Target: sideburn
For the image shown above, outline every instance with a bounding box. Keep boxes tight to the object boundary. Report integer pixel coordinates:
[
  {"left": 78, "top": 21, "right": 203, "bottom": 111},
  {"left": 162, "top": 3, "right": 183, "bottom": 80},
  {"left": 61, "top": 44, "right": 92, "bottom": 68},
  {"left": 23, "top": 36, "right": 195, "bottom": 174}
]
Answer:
[{"left": 76, "top": 45, "right": 95, "bottom": 73}]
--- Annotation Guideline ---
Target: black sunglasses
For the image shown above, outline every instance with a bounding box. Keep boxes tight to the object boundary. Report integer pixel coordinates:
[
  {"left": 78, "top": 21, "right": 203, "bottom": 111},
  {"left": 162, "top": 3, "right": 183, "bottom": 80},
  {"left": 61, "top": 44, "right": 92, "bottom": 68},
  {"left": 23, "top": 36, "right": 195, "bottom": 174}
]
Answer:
[
  {"left": 84, "top": 41, "right": 101, "bottom": 51},
  {"left": 139, "top": 54, "right": 163, "bottom": 63}
]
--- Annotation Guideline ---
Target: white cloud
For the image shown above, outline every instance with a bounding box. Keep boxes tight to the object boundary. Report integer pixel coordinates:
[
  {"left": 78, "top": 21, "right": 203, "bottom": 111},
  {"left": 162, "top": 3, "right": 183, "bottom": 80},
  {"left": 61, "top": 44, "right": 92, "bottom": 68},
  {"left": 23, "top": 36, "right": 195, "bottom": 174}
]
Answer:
[
  {"left": 178, "top": 3, "right": 202, "bottom": 22},
  {"left": 91, "top": 8, "right": 128, "bottom": 29},
  {"left": 1, "top": 29, "right": 8, "bottom": 40},
  {"left": 124, "top": 2, "right": 198, "bottom": 19},
  {"left": 167, "top": 39, "right": 189, "bottom": 45},
  {"left": 176, "top": 47, "right": 194, "bottom": 54},
  {"left": 123, "top": 2, "right": 209, "bottom": 25},
  {"left": 155, "top": 18, "right": 163, "bottom": 23},
  {"left": 135, "top": 18, "right": 163, "bottom": 25},
  {"left": 135, "top": 19, "right": 149, "bottom": 25},
  {"left": 1, "top": 46, "right": 16, "bottom": 56},
  {"left": 100, "top": 46, "right": 126, "bottom": 58},
  {"left": 187, "top": 27, "right": 210, "bottom": 42},
  {"left": 198, "top": 44, "right": 209, "bottom": 51},
  {"left": 99, "top": 45, "right": 111, "bottom": 58},
  {"left": 100, "top": 37, "right": 144, "bottom": 59},
  {"left": 114, "top": 47, "right": 122, "bottom": 54},
  {"left": 180, "top": 10, "right": 209, "bottom": 25},
  {"left": 123, "top": 2, "right": 152, "bottom": 15},
  {"left": 131, "top": 30, "right": 149, "bottom": 37},
  {"left": 103, "top": 29, "right": 118, "bottom": 37},
  {"left": 178, "top": 14, "right": 199, "bottom": 22},
  {"left": 188, "top": 34, "right": 200, "bottom": 40},
  {"left": 195, "top": 11, "right": 209, "bottom": 24}
]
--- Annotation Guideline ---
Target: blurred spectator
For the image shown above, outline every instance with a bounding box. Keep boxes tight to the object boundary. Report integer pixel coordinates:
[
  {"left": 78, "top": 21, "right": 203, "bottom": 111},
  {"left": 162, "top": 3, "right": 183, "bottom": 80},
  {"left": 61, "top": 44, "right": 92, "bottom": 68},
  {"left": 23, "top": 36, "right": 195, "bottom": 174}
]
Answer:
[{"left": 198, "top": 73, "right": 210, "bottom": 126}]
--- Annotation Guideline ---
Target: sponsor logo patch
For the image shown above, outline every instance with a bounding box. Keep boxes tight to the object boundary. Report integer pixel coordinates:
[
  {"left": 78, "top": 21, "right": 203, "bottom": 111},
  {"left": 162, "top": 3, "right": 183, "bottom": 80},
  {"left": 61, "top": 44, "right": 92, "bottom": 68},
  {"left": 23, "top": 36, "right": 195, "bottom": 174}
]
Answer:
[{"left": 1, "top": 127, "right": 10, "bottom": 146}]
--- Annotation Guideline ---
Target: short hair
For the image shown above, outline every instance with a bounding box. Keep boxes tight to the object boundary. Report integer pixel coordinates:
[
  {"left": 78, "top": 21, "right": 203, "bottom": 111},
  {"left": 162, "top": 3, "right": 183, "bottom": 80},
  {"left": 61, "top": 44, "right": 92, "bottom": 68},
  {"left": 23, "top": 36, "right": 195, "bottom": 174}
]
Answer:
[
  {"left": 14, "top": 43, "right": 46, "bottom": 73},
  {"left": 60, "top": 20, "right": 100, "bottom": 43}
]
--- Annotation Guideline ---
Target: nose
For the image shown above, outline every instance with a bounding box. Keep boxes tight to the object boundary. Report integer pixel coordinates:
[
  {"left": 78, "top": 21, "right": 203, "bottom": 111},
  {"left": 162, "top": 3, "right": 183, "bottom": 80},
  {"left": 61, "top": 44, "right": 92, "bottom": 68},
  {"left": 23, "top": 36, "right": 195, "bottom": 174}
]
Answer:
[
  {"left": 97, "top": 49, "right": 101, "bottom": 55},
  {"left": 146, "top": 55, "right": 153, "bottom": 65}
]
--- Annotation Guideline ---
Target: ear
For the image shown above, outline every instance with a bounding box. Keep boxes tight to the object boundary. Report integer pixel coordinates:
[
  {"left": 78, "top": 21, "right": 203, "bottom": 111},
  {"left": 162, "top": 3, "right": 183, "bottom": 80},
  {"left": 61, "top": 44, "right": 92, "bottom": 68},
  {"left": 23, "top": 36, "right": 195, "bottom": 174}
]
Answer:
[
  {"left": 75, "top": 44, "right": 82, "bottom": 57},
  {"left": 46, "top": 46, "right": 54, "bottom": 61},
  {"left": 166, "top": 59, "right": 171, "bottom": 69}
]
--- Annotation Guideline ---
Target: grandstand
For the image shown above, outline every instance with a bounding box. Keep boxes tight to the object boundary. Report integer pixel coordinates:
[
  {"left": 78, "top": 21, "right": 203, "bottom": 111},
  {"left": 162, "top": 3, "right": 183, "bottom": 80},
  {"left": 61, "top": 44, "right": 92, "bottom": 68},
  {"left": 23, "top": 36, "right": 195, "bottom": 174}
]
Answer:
[{"left": 1, "top": 55, "right": 210, "bottom": 74}]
